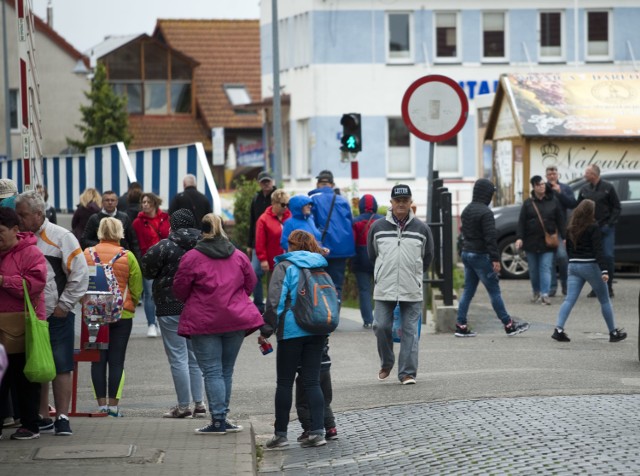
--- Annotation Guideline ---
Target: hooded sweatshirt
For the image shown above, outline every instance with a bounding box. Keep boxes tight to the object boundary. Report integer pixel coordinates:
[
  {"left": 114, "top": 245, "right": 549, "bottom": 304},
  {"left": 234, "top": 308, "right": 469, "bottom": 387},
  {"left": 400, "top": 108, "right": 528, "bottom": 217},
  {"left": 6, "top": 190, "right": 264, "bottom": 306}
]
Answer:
[
  {"left": 352, "top": 194, "right": 382, "bottom": 273},
  {"left": 173, "top": 236, "right": 264, "bottom": 337},
  {"left": 280, "top": 195, "right": 322, "bottom": 251},
  {"left": 460, "top": 178, "right": 499, "bottom": 261}
]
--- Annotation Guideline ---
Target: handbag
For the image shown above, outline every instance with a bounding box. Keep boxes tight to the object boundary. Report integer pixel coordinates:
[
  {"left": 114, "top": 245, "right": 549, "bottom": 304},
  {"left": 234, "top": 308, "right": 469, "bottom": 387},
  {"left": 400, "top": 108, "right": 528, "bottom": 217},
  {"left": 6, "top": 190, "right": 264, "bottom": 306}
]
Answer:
[
  {"left": 531, "top": 201, "right": 559, "bottom": 249},
  {"left": 22, "top": 280, "right": 56, "bottom": 383},
  {"left": 0, "top": 311, "right": 26, "bottom": 354}
]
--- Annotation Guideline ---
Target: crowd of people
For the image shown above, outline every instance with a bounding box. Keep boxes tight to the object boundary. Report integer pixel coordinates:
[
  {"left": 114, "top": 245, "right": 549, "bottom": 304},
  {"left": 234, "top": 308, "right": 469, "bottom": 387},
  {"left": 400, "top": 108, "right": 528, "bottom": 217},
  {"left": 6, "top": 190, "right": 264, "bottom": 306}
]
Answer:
[{"left": 0, "top": 163, "right": 628, "bottom": 447}]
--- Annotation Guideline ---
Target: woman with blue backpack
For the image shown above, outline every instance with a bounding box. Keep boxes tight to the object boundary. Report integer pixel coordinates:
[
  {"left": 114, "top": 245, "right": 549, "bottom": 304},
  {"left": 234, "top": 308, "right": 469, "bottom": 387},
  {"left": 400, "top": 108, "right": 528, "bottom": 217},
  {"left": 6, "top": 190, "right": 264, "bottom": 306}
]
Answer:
[{"left": 261, "top": 230, "right": 339, "bottom": 450}]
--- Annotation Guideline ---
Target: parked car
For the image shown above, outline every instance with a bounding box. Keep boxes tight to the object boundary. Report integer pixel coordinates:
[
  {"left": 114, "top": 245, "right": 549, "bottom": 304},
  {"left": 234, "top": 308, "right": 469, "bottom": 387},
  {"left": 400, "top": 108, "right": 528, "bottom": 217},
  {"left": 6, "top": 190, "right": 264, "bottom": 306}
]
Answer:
[{"left": 492, "top": 171, "right": 640, "bottom": 279}]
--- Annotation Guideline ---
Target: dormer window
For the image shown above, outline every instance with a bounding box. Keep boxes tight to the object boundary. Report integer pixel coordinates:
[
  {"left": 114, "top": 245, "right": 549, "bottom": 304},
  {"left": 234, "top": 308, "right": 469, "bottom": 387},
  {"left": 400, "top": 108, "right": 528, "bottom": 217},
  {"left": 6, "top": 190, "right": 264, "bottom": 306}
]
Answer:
[{"left": 224, "top": 84, "right": 251, "bottom": 106}]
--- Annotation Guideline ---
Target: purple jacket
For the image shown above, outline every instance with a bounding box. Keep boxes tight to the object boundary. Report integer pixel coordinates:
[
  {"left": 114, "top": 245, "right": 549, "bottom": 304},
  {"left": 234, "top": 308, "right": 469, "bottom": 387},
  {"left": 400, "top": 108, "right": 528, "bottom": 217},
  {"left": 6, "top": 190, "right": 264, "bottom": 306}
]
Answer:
[{"left": 173, "top": 236, "right": 263, "bottom": 337}]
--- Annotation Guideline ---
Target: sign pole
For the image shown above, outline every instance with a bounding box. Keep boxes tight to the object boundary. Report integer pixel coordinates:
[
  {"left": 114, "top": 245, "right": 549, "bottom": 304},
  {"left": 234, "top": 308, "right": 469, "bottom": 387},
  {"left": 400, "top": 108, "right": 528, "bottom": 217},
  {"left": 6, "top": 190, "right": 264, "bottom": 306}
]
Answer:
[{"left": 426, "top": 141, "right": 434, "bottom": 224}]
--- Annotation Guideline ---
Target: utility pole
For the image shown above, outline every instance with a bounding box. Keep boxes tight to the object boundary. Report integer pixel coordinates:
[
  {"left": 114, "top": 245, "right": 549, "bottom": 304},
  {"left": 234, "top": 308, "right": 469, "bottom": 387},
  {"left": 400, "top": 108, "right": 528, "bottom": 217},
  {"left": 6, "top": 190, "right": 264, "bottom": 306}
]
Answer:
[
  {"left": 271, "top": 0, "right": 282, "bottom": 184},
  {"left": 2, "top": 1, "right": 11, "bottom": 161}
]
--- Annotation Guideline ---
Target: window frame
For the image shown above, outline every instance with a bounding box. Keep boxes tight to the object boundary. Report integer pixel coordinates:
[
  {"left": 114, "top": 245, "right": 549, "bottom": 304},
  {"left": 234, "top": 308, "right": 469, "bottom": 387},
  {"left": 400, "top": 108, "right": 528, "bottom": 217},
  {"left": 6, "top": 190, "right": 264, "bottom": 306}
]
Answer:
[
  {"left": 386, "top": 11, "right": 414, "bottom": 64},
  {"left": 538, "top": 10, "right": 565, "bottom": 63},
  {"left": 482, "top": 11, "right": 508, "bottom": 63},
  {"left": 585, "top": 9, "right": 612, "bottom": 62},
  {"left": 433, "top": 11, "right": 461, "bottom": 64},
  {"left": 386, "top": 117, "right": 414, "bottom": 179}
]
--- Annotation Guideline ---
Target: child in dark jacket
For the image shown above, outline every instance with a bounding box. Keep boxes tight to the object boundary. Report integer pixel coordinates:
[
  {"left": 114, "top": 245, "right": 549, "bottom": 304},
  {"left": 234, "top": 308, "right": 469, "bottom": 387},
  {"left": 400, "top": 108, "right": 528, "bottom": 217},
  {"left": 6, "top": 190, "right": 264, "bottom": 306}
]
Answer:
[{"left": 295, "top": 337, "right": 337, "bottom": 441}]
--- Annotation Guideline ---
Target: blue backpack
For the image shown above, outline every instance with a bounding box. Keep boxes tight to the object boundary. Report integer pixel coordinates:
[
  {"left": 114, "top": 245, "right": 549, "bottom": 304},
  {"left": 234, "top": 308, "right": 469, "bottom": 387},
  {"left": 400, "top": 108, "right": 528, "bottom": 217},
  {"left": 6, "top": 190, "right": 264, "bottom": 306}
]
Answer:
[{"left": 287, "top": 263, "right": 340, "bottom": 335}]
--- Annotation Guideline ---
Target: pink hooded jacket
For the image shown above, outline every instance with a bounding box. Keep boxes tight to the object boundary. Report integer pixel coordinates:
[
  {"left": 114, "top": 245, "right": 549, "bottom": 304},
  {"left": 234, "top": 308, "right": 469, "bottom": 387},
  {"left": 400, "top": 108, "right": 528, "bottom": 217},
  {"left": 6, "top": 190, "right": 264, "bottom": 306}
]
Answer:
[
  {"left": 173, "top": 237, "right": 264, "bottom": 337},
  {"left": 0, "top": 232, "right": 47, "bottom": 320}
]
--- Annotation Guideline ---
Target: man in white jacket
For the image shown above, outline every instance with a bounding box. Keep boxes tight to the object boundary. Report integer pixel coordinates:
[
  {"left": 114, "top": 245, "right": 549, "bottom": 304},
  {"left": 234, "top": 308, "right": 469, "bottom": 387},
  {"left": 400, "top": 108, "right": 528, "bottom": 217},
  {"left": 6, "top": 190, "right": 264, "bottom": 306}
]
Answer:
[{"left": 367, "top": 185, "right": 433, "bottom": 386}]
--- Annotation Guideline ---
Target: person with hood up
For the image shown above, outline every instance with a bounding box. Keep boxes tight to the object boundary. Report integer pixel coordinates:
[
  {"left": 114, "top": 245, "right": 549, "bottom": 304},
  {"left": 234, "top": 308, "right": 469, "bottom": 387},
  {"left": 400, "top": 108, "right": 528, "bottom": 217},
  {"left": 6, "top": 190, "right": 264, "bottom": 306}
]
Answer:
[
  {"left": 255, "top": 189, "right": 291, "bottom": 276},
  {"left": 141, "top": 209, "right": 206, "bottom": 419},
  {"left": 516, "top": 176, "right": 565, "bottom": 305},
  {"left": 173, "top": 214, "right": 264, "bottom": 435},
  {"left": 351, "top": 194, "right": 382, "bottom": 328},
  {"left": 280, "top": 195, "right": 322, "bottom": 251},
  {"left": 260, "top": 230, "right": 331, "bottom": 450},
  {"left": 455, "top": 179, "right": 530, "bottom": 338}
]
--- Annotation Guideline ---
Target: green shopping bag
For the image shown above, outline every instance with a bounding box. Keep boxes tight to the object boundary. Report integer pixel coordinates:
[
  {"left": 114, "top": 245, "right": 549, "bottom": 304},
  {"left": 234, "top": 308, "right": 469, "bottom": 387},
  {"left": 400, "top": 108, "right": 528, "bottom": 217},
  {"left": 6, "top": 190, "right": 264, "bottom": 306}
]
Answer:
[{"left": 23, "top": 280, "right": 56, "bottom": 383}]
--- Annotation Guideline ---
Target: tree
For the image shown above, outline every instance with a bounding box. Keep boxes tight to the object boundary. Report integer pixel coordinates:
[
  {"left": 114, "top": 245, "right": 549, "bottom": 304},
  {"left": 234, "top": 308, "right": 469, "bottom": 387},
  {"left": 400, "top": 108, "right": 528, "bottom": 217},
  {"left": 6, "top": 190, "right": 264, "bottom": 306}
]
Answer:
[{"left": 67, "top": 62, "right": 132, "bottom": 152}]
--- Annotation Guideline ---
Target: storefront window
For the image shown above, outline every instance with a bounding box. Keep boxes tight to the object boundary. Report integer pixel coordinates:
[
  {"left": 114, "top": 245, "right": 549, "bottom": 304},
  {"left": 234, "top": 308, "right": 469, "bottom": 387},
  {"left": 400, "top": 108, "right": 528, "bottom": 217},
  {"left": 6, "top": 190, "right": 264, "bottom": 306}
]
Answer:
[{"left": 387, "top": 12, "right": 412, "bottom": 63}]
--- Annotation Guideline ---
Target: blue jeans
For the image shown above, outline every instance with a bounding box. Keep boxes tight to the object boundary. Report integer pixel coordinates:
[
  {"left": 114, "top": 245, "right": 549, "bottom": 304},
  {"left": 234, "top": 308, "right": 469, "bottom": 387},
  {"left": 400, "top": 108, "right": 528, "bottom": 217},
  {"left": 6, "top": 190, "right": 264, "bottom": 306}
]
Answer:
[
  {"left": 325, "top": 258, "right": 347, "bottom": 301},
  {"left": 274, "top": 335, "right": 325, "bottom": 437},
  {"left": 251, "top": 252, "right": 265, "bottom": 309},
  {"left": 157, "top": 315, "right": 204, "bottom": 408},
  {"left": 457, "top": 252, "right": 510, "bottom": 326},
  {"left": 550, "top": 240, "right": 568, "bottom": 292},
  {"left": 190, "top": 331, "right": 245, "bottom": 421},
  {"left": 600, "top": 225, "right": 615, "bottom": 290},
  {"left": 374, "top": 300, "right": 421, "bottom": 380},
  {"left": 527, "top": 251, "right": 554, "bottom": 296},
  {"left": 556, "top": 262, "right": 616, "bottom": 332},
  {"left": 142, "top": 278, "right": 157, "bottom": 326},
  {"left": 354, "top": 271, "right": 374, "bottom": 325}
]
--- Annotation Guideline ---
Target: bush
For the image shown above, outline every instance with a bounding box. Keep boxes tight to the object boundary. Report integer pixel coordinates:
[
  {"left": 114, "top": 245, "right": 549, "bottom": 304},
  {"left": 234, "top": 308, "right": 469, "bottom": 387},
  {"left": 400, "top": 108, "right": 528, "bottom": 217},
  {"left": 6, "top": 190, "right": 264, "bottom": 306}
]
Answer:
[{"left": 231, "top": 176, "right": 259, "bottom": 251}]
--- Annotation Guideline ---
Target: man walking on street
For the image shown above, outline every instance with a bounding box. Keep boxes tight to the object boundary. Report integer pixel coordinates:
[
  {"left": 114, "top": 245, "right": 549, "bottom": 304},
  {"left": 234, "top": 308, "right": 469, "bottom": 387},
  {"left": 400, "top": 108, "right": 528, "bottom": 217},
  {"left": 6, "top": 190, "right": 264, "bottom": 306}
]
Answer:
[
  {"left": 308, "top": 170, "right": 354, "bottom": 300},
  {"left": 455, "top": 179, "right": 530, "bottom": 338},
  {"left": 545, "top": 166, "right": 577, "bottom": 296},
  {"left": 367, "top": 185, "right": 432, "bottom": 385},
  {"left": 15, "top": 191, "right": 89, "bottom": 436},
  {"left": 169, "top": 174, "right": 212, "bottom": 227},
  {"left": 578, "top": 165, "right": 620, "bottom": 297},
  {"left": 247, "top": 171, "right": 276, "bottom": 313}
]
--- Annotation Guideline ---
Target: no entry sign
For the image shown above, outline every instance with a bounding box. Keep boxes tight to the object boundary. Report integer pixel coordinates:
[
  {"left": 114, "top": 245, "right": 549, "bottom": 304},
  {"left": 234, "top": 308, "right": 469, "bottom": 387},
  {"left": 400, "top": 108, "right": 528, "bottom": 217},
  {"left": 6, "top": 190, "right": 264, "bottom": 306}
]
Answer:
[{"left": 401, "top": 75, "right": 468, "bottom": 143}]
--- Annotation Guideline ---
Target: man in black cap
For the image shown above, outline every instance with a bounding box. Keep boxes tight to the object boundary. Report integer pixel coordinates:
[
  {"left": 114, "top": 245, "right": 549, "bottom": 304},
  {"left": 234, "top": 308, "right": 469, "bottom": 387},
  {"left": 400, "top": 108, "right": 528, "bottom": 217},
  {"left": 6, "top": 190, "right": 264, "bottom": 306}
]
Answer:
[
  {"left": 308, "top": 170, "right": 354, "bottom": 300},
  {"left": 247, "top": 171, "right": 276, "bottom": 312},
  {"left": 367, "top": 184, "right": 432, "bottom": 386}
]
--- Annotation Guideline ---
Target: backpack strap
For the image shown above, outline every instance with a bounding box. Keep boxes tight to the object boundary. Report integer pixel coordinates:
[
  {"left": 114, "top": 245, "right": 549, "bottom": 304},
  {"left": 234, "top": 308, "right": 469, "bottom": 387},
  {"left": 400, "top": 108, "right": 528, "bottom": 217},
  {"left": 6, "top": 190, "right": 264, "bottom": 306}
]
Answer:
[
  {"left": 320, "top": 192, "right": 338, "bottom": 242},
  {"left": 108, "top": 248, "right": 126, "bottom": 265},
  {"left": 89, "top": 247, "right": 100, "bottom": 264}
]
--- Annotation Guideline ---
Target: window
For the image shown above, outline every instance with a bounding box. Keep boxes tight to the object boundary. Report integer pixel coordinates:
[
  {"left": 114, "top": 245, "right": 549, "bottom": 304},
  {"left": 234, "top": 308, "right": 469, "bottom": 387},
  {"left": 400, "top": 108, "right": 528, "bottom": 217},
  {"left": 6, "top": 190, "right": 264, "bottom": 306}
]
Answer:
[
  {"left": 296, "top": 119, "right": 311, "bottom": 178},
  {"left": 483, "top": 12, "right": 506, "bottom": 61},
  {"left": 112, "top": 83, "right": 142, "bottom": 114},
  {"left": 224, "top": 85, "right": 251, "bottom": 106},
  {"left": 626, "top": 179, "right": 640, "bottom": 201},
  {"left": 435, "top": 12, "right": 460, "bottom": 62},
  {"left": 9, "top": 89, "right": 18, "bottom": 130},
  {"left": 539, "top": 11, "right": 564, "bottom": 61},
  {"left": 387, "top": 12, "right": 413, "bottom": 63},
  {"left": 434, "top": 136, "right": 459, "bottom": 176},
  {"left": 586, "top": 10, "right": 611, "bottom": 60},
  {"left": 144, "top": 82, "right": 167, "bottom": 115},
  {"left": 387, "top": 118, "right": 412, "bottom": 176}
]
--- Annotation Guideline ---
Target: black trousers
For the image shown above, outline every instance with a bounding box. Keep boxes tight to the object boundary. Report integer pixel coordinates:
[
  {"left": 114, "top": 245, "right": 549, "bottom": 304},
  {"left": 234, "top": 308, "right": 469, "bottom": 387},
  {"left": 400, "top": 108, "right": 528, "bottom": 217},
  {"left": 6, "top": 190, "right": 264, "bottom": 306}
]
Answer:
[
  {"left": 91, "top": 319, "right": 132, "bottom": 399},
  {"left": 0, "top": 352, "right": 41, "bottom": 433}
]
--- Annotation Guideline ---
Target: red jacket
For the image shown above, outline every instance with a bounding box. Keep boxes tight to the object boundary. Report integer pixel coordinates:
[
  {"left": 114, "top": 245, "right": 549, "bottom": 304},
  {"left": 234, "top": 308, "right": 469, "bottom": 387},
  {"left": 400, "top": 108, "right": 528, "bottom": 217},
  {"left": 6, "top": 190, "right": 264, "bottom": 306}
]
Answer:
[
  {"left": 255, "top": 206, "right": 291, "bottom": 270},
  {"left": 132, "top": 210, "right": 170, "bottom": 256},
  {"left": 0, "top": 232, "right": 47, "bottom": 320}
]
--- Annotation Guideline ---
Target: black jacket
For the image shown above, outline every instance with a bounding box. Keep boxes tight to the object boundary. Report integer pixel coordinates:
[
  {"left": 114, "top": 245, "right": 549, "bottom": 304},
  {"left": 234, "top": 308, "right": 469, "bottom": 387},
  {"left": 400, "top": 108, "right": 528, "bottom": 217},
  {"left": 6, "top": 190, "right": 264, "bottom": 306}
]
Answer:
[
  {"left": 577, "top": 179, "right": 621, "bottom": 227},
  {"left": 567, "top": 224, "right": 607, "bottom": 273},
  {"left": 248, "top": 187, "right": 276, "bottom": 248},
  {"left": 140, "top": 227, "right": 201, "bottom": 316},
  {"left": 81, "top": 210, "right": 141, "bottom": 258},
  {"left": 169, "top": 187, "right": 212, "bottom": 226},
  {"left": 517, "top": 188, "right": 565, "bottom": 253},
  {"left": 460, "top": 179, "right": 499, "bottom": 261}
]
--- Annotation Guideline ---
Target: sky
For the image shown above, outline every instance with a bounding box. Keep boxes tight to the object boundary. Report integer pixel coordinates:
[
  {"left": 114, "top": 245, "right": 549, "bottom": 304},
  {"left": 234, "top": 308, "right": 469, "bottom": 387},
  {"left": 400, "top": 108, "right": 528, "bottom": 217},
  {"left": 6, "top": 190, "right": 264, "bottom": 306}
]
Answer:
[{"left": 31, "top": 0, "right": 261, "bottom": 53}]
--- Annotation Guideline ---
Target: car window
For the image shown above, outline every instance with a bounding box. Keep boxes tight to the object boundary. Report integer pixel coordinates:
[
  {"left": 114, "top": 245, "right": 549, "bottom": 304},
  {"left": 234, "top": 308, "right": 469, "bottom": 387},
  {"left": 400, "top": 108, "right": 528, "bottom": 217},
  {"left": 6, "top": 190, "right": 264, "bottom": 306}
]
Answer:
[{"left": 627, "top": 179, "right": 640, "bottom": 201}]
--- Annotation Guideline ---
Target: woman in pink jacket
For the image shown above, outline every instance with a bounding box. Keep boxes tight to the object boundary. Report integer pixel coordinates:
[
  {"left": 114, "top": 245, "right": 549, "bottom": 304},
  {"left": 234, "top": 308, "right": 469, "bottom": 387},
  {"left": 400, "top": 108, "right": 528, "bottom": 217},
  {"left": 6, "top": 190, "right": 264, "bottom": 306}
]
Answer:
[
  {"left": 0, "top": 207, "right": 47, "bottom": 440},
  {"left": 173, "top": 213, "right": 263, "bottom": 435}
]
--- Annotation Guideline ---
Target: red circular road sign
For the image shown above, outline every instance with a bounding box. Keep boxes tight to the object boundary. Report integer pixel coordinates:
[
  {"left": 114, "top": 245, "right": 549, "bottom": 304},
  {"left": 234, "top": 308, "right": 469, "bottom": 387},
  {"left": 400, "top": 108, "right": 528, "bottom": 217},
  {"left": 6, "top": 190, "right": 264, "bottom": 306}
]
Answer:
[{"left": 401, "top": 74, "right": 469, "bottom": 143}]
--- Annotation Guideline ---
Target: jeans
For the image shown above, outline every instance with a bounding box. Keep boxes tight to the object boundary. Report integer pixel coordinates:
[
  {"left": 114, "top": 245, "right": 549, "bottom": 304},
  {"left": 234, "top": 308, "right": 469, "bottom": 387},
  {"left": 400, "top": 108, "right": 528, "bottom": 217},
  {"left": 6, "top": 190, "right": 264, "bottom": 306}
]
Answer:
[
  {"left": 354, "top": 271, "right": 374, "bottom": 325},
  {"left": 325, "top": 258, "right": 347, "bottom": 301},
  {"left": 91, "top": 318, "right": 132, "bottom": 399},
  {"left": 142, "top": 278, "right": 157, "bottom": 326},
  {"left": 457, "top": 252, "right": 510, "bottom": 326},
  {"left": 526, "top": 251, "right": 554, "bottom": 296},
  {"left": 157, "top": 315, "right": 204, "bottom": 407},
  {"left": 556, "top": 262, "right": 616, "bottom": 332},
  {"left": 251, "top": 252, "right": 265, "bottom": 309},
  {"left": 550, "top": 240, "right": 568, "bottom": 292},
  {"left": 600, "top": 225, "right": 615, "bottom": 291},
  {"left": 373, "top": 300, "right": 421, "bottom": 380},
  {"left": 274, "top": 335, "right": 325, "bottom": 437},
  {"left": 191, "top": 331, "right": 245, "bottom": 421}
]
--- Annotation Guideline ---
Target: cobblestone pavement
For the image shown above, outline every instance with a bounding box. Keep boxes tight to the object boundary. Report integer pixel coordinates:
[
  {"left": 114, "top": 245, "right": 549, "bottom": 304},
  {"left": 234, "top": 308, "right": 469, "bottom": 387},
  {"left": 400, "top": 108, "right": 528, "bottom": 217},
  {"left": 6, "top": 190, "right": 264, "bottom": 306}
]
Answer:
[{"left": 259, "top": 394, "right": 640, "bottom": 475}]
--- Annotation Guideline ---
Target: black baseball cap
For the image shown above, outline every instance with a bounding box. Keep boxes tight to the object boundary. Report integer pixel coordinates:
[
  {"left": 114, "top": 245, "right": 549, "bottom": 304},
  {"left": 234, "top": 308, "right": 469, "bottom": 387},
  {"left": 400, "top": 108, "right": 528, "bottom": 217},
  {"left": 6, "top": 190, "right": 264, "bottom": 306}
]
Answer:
[
  {"left": 316, "top": 170, "right": 334, "bottom": 183},
  {"left": 391, "top": 184, "right": 412, "bottom": 199},
  {"left": 257, "top": 171, "right": 273, "bottom": 182}
]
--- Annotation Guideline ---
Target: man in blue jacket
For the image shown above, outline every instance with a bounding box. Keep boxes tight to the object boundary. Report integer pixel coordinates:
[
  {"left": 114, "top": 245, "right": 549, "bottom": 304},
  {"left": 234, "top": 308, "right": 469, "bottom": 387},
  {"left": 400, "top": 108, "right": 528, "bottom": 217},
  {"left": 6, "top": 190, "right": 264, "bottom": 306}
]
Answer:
[{"left": 308, "top": 170, "right": 354, "bottom": 300}]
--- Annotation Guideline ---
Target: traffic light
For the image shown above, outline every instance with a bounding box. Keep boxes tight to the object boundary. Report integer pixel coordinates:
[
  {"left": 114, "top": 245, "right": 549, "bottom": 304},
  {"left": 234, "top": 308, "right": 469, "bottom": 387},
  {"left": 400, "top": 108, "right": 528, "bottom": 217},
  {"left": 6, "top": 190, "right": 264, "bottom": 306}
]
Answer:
[{"left": 340, "top": 113, "right": 362, "bottom": 153}]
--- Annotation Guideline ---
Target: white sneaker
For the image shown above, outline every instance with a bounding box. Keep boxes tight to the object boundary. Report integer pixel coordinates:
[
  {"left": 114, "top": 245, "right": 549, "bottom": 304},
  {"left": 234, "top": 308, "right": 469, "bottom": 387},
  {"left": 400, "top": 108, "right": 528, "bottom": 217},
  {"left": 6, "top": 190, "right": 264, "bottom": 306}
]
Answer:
[{"left": 147, "top": 325, "right": 157, "bottom": 338}]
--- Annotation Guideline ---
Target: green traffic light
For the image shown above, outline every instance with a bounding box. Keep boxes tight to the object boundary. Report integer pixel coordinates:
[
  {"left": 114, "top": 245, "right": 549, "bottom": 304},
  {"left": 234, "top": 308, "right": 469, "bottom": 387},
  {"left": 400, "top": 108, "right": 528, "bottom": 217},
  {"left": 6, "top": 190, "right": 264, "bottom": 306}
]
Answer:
[{"left": 346, "top": 135, "right": 356, "bottom": 149}]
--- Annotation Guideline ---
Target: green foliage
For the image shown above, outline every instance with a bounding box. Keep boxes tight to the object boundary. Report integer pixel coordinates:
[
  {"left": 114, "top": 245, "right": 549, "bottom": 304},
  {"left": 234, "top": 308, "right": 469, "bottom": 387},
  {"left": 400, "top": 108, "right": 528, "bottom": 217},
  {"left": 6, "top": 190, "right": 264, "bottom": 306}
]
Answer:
[
  {"left": 232, "top": 176, "right": 259, "bottom": 250},
  {"left": 67, "top": 63, "right": 132, "bottom": 152}
]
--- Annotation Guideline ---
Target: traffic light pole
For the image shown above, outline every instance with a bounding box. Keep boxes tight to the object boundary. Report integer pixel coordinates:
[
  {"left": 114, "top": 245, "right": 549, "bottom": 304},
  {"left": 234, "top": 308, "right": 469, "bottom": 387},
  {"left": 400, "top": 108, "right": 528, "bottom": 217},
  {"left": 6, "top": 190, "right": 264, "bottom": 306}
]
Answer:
[{"left": 351, "top": 158, "right": 359, "bottom": 197}]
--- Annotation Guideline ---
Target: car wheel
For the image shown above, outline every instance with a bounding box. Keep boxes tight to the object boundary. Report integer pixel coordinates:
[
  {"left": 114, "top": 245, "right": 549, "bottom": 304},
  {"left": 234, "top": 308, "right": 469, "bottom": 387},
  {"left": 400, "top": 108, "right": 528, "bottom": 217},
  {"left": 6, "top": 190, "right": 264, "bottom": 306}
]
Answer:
[{"left": 498, "top": 236, "right": 529, "bottom": 279}]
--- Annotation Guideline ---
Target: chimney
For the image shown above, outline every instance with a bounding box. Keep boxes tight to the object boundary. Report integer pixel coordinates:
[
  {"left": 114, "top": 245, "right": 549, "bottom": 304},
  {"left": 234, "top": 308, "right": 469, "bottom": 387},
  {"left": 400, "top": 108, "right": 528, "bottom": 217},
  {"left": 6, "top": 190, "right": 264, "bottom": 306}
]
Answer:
[{"left": 46, "top": 0, "right": 53, "bottom": 27}]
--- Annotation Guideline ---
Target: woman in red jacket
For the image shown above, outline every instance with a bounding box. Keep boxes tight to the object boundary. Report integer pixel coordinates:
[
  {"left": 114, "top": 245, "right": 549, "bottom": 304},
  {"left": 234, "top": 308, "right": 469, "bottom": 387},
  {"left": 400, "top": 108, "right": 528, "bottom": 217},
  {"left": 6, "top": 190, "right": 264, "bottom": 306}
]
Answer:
[
  {"left": 0, "top": 207, "right": 47, "bottom": 440},
  {"left": 132, "top": 192, "right": 170, "bottom": 337},
  {"left": 255, "top": 190, "right": 291, "bottom": 277}
]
